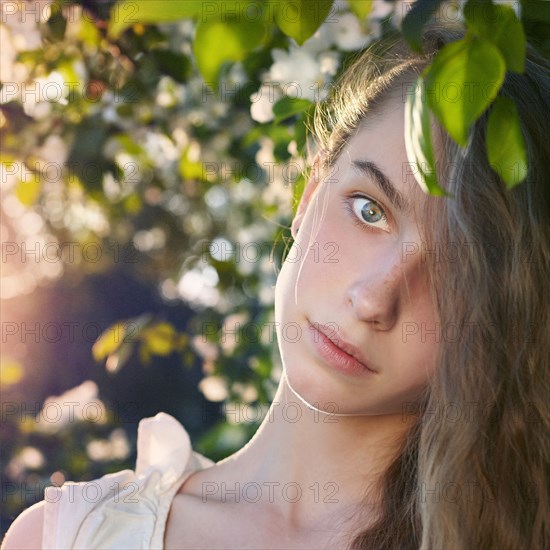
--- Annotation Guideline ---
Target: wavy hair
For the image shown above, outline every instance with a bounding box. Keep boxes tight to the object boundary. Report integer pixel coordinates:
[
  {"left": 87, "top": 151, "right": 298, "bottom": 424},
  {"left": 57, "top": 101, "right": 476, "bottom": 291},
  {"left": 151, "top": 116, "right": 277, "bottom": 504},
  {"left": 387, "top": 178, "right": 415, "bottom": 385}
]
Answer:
[{"left": 311, "top": 22, "right": 550, "bottom": 550}]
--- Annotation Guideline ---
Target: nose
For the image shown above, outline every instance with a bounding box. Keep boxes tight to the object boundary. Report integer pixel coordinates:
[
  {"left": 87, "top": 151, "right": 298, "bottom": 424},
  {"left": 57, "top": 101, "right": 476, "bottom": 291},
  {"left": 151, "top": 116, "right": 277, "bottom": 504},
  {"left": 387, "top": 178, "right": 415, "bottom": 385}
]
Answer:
[{"left": 345, "top": 258, "right": 403, "bottom": 331}]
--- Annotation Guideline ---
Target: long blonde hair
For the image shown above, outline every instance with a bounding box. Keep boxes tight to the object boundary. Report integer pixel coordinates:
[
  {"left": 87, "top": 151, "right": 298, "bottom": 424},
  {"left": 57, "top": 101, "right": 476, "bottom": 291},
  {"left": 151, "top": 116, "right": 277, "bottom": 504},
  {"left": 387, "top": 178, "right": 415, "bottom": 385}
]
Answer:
[{"left": 312, "top": 22, "right": 550, "bottom": 549}]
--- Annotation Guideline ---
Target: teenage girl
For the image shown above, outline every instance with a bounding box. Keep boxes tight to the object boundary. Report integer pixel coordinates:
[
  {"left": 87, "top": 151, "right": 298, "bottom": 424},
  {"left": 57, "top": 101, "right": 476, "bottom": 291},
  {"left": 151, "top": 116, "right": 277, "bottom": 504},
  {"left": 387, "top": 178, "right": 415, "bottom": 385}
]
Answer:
[{"left": 3, "top": 22, "right": 549, "bottom": 550}]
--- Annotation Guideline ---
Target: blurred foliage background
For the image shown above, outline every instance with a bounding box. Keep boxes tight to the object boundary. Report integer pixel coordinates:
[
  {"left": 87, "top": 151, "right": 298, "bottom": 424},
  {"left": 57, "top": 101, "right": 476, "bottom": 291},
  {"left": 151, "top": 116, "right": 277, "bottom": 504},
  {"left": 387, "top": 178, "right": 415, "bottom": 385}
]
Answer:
[{"left": 1, "top": 0, "right": 548, "bottom": 534}]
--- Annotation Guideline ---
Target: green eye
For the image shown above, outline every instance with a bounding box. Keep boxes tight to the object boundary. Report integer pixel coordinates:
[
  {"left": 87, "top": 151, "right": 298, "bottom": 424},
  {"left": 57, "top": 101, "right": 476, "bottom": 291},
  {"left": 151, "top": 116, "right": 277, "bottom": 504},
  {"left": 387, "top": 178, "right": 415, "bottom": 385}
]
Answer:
[
  {"left": 360, "top": 200, "right": 384, "bottom": 223},
  {"left": 347, "top": 195, "right": 389, "bottom": 231}
]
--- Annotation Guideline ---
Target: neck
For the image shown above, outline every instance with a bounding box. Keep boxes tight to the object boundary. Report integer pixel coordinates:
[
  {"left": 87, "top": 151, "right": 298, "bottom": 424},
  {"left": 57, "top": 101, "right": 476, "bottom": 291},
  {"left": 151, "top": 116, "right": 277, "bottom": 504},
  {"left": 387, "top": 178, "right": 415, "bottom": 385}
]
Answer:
[{"left": 209, "top": 370, "right": 414, "bottom": 535}]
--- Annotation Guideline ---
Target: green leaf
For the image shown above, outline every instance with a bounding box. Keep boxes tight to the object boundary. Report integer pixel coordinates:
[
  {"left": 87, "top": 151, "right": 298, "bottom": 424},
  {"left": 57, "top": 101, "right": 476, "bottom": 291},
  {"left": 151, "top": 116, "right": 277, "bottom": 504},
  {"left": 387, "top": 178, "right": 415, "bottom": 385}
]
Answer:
[
  {"left": 520, "top": 0, "right": 550, "bottom": 24},
  {"left": 46, "top": 4, "right": 67, "bottom": 41},
  {"left": 92, "top": 322, "right": 127, "bottom": 361},
  {"left": 294, "top": 113, "right": 309, "bottom": 153},
  {"left": 15, "top": 174, "right": 41, "bottom": 205},
  {"left": 123, "top": 193, "right": 143, "bottom": 214},
  {"left": 92, "top": 315, "right": 151, "bottom": 362},
  {"left": 179, "top": 145, "right": 205, "bottom": 181},
  {"left": 78, "top": 17, "right": 100, "bottom": 46},
  {"left": 404, "top": 75, "right": 450, "bottom": 196},
  {"left": 274, "top": 0, "right": 333, "bottom": 45},
  {"left": 402, "top": 0, "right": 446, "bottom": 53},
  {"left": 194, "top": 19, "right": 266, "bottom": 87},
  {"left": 114, "top": 134, "right": 146, "bottom": 156},
  {"left": 0, "top": 357, "right": 24, "bottom": 386},
  {"left": 486, "top": 95, "right": 527, "bottom": 188},
  {"left": 141, "top": 322, "right": 177, "bottom": 356},
  {"left": 272, "top": 96, "right": 312, "bottom": 124},
  {"left": 108, "top": 0, "right": 204, "bottom": 39},
  {"left": 151, "top": 50, "right": 192, "bottom": 83},
  {"left": 292, "top": 172, "right": 306, "bottom": 214},
  {"left": 347, "top": 0, "right": 373, "bottom": 19},
  {"left": 424, "top": 36, "right": 506, "bottom": 146},
  {"left": 108, "top": 0, "right": 258, "bottom": 38},
  {"left": 464, "top": 2, "right": 526, "bottom": 72},
  {"left": 57, "top": 61, "right": 82, "bottom": 91}
]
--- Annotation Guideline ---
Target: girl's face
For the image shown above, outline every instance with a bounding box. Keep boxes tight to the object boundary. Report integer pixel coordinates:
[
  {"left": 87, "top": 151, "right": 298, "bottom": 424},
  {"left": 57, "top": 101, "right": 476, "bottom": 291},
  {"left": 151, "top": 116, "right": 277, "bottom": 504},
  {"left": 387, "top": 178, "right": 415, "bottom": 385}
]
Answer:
[{"left": 274, "top": 98, "right": 440, "bottom": 415}]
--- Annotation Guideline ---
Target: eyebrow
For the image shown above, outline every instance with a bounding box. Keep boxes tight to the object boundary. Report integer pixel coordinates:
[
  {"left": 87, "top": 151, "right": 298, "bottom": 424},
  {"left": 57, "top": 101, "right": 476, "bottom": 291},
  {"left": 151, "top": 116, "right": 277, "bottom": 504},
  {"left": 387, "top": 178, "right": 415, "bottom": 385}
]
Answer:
[{"left": 351, "top": 159, "right": 410, "bottom": 214}]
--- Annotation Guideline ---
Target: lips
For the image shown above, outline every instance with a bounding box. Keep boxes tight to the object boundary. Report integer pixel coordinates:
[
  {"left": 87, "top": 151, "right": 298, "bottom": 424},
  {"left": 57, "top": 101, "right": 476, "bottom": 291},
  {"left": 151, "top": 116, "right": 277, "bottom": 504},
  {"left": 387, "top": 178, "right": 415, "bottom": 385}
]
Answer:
[{"left": 309, "top": 320, "right": 377, "bottom": 374}]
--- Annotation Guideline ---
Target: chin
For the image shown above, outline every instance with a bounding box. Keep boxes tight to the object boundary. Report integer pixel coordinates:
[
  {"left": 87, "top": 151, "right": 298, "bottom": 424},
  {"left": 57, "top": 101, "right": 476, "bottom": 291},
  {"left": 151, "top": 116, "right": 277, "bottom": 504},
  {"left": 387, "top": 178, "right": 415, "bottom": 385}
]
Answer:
[
  {"left": 283, "top": 361, "right": 428, "bottom": 417},
  {"left": 284, "top": 362, "right": 336, "bottom": 407},
  {"left": 283, "top": 363, "right": 367, "bottom": 415}
]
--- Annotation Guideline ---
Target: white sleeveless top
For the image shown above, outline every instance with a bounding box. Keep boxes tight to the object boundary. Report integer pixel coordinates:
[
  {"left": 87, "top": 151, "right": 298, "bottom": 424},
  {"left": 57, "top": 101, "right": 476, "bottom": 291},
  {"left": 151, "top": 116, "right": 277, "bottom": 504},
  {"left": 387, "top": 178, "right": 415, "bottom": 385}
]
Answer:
[{"left": 42, "top": 412, "right": 215, "bottom": 549}]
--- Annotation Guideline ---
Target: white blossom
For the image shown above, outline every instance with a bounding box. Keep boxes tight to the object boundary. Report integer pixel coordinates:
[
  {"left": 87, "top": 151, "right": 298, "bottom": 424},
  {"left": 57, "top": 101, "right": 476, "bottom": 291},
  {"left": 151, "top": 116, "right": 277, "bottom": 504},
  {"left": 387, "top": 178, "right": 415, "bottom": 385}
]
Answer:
[
  {"left": 250, "top": 83, "right": 282, "bottom": 123},
  {"left": 5, "top": 447, "right": 45, "bottom": 480},
  {"left": 328, "top": 12, "right": 372, "bottom": 50},
  {"left": 199, "top": 375, "right": 229, "bottom": 402},
  {"left": 319, "top": 51, "right": 341, "bottom": 77},
  {"left": 370, "top": 0, "right": 395, "bottom": 20},
  {"left": 269, "top": 47, "right": 323, "bottom": 100},
  {"left": 35, "top": 380, "right": 108, "bottom": 433},
  {"left": 300, "top": 24, "right": 333, "bottom": 54},
  {"left": 86, "top": 428, "right": 130, "bottom": 462}
]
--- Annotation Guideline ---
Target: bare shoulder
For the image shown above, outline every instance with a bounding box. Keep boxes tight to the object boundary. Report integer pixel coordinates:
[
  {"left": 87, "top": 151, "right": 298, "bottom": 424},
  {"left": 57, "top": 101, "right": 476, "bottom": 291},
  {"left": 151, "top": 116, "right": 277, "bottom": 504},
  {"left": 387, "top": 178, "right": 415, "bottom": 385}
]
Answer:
[
  {"left": 1, "top": 500, "right": 45, "bottom": 550},
  {"left": 164, "top": 492, "right": 228, "bottom": 549},
  {"left": 164, "top": 467, "right": 226, "bottom": 548},
  {"left": 165, "top": 487, "right": 262, "bottom": 550}
]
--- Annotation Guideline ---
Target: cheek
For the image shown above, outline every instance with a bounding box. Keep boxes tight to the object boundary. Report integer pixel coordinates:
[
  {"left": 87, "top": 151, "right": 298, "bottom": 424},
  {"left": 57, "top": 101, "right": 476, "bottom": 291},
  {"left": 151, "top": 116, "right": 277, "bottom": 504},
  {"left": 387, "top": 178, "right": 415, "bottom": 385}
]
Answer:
[
  {"left": 403, "top": 299, "right": 440, "bottom": 380},
  {"left": 274, "top": 238, "right": 309, "bottom": 326},
  {"left": 275, "top": 207, "right": 344, "bottom": 315},
  {"left": 403, "top": 252, "right": 439, "bottom": 328},
  {"left": 400, "top": 338, "right": 438, "bottom": 383},
  {"left": 397, "top": 264, "right": 440, "bottom": 372},
  {"left": 392, "top": 312, "right": 439, "bottom": 405}
]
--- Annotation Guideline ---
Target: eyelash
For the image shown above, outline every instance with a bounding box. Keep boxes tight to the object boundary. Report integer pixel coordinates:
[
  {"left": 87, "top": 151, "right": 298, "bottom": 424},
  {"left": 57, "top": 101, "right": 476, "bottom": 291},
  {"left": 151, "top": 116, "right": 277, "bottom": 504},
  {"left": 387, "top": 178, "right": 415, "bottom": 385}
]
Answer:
[{"left": 342, "top": 194, "right": 390, "bottom": 232}]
